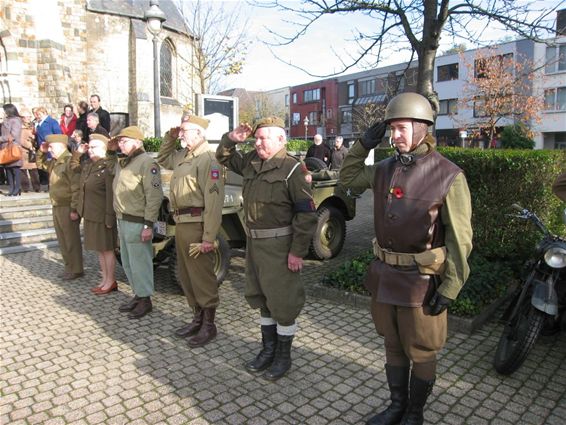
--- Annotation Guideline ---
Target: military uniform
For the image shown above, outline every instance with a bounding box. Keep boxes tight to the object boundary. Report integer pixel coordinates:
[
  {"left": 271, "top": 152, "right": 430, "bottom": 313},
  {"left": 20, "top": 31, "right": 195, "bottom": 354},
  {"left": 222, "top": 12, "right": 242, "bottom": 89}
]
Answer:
[
  {"left": 552, "top": 172, "right": 566, "bottom": 202},
  {"left": 37, "top": 142, "right": 83, "bottom": 277},
  {"left": 71, "top": 152, "right": 117, "bottom": 251},
  {"left": 157, "top": 122, "right": 224, "bottom": 346},
  {"left": 113, "top": 148, "right": 163, "bottom": 298},
  {"left": 216, "top": 118, "right": 317, "bottom": 380}
]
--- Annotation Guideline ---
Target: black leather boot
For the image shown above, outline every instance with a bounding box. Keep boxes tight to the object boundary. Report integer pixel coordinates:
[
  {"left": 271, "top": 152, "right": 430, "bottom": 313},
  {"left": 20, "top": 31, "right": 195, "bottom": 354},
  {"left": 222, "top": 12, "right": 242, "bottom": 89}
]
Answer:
[
  {"left": 366, "top": 365, "right": 410, "bottom": 425},
  {"left": 119, "top": 295, "right": 140, "bottom": 312},
  {"left": 245, "top": 325, "right": 277, "bottom": 373},
  {"left": 263, "top": 334, "right": 293, "bottom": 381},
  {"left": 400, "top": 374, "right": 435, "bottom": 425},
  {"left": 187, "top": 308, "right": 217, "bottom": 347},
  {"left": 175, "top": 306, "right": 203, "bottom": 337},
  {"left": 128, "top": 297, "right": 152, "bottom": 319}
]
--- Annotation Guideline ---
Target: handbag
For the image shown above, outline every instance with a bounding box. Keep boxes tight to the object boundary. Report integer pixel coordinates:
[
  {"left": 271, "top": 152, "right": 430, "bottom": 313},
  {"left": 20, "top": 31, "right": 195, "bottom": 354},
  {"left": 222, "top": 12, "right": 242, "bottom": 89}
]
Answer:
[{"left": 0, "top": 140, "right": 22, "bottom": 165}]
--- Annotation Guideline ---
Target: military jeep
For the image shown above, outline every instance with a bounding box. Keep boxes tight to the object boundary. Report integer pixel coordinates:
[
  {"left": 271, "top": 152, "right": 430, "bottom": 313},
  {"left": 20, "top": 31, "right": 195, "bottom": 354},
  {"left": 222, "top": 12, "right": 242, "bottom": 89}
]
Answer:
[{"left": 148, "top": 163, "right": 357, "bottom": 286}]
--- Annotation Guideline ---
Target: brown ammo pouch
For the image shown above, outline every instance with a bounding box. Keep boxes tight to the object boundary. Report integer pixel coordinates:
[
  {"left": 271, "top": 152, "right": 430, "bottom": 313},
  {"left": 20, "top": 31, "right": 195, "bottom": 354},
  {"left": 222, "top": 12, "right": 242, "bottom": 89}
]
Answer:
[{"left": 372, "top": 238, "right": 446, "bottom": 275}]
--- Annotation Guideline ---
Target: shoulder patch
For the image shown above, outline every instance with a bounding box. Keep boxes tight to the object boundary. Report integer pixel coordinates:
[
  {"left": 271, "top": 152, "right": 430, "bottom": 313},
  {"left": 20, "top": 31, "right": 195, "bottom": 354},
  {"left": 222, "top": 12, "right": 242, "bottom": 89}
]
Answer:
[{"left": 211, "top": 167, "right": 220, "bottom": 180}]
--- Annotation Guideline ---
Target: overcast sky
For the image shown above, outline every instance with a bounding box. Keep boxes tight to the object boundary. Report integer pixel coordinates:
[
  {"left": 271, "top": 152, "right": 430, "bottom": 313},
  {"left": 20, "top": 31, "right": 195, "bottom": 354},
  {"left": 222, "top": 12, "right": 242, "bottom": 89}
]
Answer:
[{"left": 217, "top": 0, "right": 565, "bottom": 92}]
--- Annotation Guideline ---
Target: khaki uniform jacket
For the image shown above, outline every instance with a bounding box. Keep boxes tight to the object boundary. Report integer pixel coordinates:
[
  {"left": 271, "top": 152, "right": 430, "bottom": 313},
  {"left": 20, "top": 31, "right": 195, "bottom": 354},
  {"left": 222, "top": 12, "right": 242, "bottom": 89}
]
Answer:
[
  {"left": 340, "top": 139, "right": 473, "bottom": 300},
  {"left": 552, "top": 172, "right": 566, "bottom": 202},
  {"left": 37, "top": 149, "right": 80, "bottom": 209},
  {"left": 157, "top": 133, "right": 225, "bottom": 242},
  {"left": 216, "top": 133, "right": 317, "bottom": 258},
  {"left": 70, "top": 152, "right": 116, "bottom": 227},
  {"left": 113, "top": 149, "right": 163, "bottom": 226}
]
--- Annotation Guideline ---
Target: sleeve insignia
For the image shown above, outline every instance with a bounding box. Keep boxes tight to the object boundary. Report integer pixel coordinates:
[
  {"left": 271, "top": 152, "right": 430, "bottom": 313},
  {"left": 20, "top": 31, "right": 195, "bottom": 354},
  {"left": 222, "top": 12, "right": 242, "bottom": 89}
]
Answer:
[
  {"left": 209, "top": 183, "right": 219, "bottom": 194},
  {"left": 211, "top": 168, "right": 220, "bottom": 180}
]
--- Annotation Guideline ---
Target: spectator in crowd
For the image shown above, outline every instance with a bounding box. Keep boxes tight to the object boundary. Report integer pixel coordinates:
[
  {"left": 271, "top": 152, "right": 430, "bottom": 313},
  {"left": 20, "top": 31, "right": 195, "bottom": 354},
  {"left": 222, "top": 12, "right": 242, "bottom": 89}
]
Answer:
[
  {"left": 75, "top": 101, "right": 89, "bottom": 137},
  {"left": 71, "top": 134, "right": 118, "bottom": 295},
  {"left": 86, "top": 113, "right": 110, "bottom": 138},
  {"left": 330, "top": 136, "right": 348, "bottom": 170},
  {"left": 19, "top": 108, "right": 41, "bottom": 193},
  {"left": 37, "top": 134, "right": 83, "bottom": 280},
  {"left": 111, "top": 126, "right": 163, "bottom": 319},
  {"left": 35, "top": 106, "right": 62, "bottom": 186},
  {"left": 158, "top": 115, "right": 225, "bottom": 348},
  {"left": 89, "top": 94, "right": 111, "bottom": 133},
  {"left": 59, "top": 104, "right": 77, "bottom": 136},
  {"left": 216, "top": 117, "right": 317, "bottom": 381},
  {"left": 306, "top": 134, "right": 331, "bottom": 167},
  {"left": 0, "top": 104, "right": 23, "bottom": 196}
]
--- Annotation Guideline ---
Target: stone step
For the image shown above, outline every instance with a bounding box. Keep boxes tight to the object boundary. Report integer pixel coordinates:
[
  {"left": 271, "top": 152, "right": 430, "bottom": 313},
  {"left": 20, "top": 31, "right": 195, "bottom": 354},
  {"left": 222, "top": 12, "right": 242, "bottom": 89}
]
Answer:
[
  {"left": 0, "top": 228, "right": 58, "bottom": 249},
  {"left": 0, "top": 193, "right": 51, "bottom": 208},
  {"left": 0, "top": 204, "right": 52, "bottom": 220},
  {"left": 0, "top": 216, "right": 54, "bottom": 233},
  {"left": 0, "top": 240, "right": 60, "bottom": 255}
]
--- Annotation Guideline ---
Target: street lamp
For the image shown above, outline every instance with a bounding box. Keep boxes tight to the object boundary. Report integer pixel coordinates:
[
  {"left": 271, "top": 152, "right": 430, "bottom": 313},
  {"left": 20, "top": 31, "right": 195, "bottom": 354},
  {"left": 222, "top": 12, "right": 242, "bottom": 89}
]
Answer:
[
  {"left": 144, "top": 0, "right": 166, "bottom": 137},
  {"left": 303, "top": 116, "right": 309, "bottom": 141}
]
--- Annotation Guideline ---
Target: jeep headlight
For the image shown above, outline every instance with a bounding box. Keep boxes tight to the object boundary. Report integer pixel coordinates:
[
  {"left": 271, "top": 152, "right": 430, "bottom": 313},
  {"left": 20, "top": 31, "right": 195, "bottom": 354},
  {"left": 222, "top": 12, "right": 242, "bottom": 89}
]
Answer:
[{"left": 544, "top": 246, "right": 566, "bottom": 268}]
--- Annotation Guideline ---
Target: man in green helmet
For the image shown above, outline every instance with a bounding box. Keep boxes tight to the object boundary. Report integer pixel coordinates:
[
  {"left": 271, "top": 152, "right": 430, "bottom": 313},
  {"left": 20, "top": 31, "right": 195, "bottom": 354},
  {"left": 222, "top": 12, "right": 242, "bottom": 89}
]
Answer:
[{"left": 340, "top": 92, "right": 473, "bottom": 425}]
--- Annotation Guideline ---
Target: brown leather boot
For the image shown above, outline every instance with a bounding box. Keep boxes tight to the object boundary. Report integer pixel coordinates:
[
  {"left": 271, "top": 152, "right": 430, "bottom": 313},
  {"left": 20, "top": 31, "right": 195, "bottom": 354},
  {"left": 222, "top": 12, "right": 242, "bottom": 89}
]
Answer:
[
  {"left": 175, "top": 306, "right": 203, "bottom": 338},
  {"left": 187, "top": 308, "right": 217, "bottom": 347},
  {"left": 128, "top": 297, "right": 152, "bottom": 319}
]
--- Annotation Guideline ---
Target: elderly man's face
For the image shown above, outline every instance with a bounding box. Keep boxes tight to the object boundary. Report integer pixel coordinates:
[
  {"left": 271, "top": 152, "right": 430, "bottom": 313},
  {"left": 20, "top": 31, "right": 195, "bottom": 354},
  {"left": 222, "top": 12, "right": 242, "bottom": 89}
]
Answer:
[
  {"left": 86, "top": 116, "right": 98, "bottom": 130},
  {"left": 254, "top": 127, "right": 284, "bottom": 160},
  {"left": 118, "top": 137, "right": 140, "bottom": 156},
  {"left": 179, "top": 123, "right": 203, "bottom": 150},
  {"left": 48, "top": 142, "right": 67, "bottom": 159},
  {"left": 335, "top": 139, "right": 343, "bottom": 149}
]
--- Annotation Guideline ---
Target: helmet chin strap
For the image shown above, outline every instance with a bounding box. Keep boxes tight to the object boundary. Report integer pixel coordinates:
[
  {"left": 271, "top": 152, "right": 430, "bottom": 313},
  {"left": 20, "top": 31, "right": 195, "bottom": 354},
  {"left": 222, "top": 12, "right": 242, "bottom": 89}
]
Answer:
[{"left": 390, "top": 136, "right": 418, "bottom": 166}]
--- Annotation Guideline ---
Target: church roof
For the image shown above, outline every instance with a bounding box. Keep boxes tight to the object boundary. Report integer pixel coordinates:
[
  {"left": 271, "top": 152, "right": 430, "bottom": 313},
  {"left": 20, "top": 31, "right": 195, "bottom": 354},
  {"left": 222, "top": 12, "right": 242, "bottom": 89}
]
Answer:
[{"left": 87, "top": 0, "right": 193, "bottom": 38}]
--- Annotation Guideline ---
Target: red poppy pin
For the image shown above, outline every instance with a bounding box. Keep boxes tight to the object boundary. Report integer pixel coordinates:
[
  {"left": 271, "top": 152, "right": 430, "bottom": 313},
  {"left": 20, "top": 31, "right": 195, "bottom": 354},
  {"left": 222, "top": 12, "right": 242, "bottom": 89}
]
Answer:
[{"left": 390, "top": 187, "right": 404, "bottom": 199}]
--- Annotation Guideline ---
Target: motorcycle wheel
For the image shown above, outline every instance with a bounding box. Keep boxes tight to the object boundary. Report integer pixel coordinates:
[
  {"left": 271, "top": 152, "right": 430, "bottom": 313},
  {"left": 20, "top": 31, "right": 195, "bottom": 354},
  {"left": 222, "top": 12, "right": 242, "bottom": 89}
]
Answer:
[{"left": 493, "top": 298, "right": 545, "bottom": 375}]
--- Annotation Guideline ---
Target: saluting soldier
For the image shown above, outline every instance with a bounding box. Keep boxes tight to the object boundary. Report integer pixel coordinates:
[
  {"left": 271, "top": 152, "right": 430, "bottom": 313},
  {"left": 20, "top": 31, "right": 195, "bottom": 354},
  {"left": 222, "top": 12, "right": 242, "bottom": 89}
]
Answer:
[
  {"left": 37, "top": 134, "right": 84, "bottom": 280},
  {"left": 157, "top": 115, "right": 225, "bottom": 347},
  {"left": 216, "top": 117, "right": 317, "bottom": 381},
  {"left": 111, "top": 126, "right": 163, "bottom": 319}
]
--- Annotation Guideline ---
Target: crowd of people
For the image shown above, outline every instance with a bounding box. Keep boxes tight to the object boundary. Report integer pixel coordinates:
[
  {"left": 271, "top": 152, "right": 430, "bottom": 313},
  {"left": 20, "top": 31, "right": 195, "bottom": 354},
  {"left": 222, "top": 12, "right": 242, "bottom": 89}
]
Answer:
[{"left": 0, "top": 95, "right": 111, "bottom": 195}]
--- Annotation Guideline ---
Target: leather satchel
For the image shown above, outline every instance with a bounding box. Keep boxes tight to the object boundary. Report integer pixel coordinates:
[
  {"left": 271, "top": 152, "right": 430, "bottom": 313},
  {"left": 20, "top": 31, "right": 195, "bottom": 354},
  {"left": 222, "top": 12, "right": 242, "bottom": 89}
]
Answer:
[{"left": 0, "top": 141, "right": 22, "bottom": 165}]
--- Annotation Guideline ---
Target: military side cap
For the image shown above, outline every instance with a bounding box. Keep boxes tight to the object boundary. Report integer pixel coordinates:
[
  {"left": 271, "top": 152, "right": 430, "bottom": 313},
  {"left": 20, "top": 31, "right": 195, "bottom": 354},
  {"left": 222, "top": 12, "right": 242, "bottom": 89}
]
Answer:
[
  {"left": 45, "top": 134, "right": 69, "bottom": 145},
  {"left": 253, "top": 116, "right": 285, "bottom": 132},
  {"left": 187, "top": 115, "right": 210, "bottom": 129},
  {"left": 89, "top": 133, "right": 109, "bottom": 145},
  {"left": 115, "top": 126, "right": 144, "bottom": 140}
]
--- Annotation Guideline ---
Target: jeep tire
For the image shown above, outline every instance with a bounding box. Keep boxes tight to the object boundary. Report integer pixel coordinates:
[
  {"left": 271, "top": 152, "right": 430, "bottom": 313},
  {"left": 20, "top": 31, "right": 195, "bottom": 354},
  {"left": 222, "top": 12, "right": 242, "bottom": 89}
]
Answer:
[{"left": 310, "top": 206, "right": 346, "bottom": 260}]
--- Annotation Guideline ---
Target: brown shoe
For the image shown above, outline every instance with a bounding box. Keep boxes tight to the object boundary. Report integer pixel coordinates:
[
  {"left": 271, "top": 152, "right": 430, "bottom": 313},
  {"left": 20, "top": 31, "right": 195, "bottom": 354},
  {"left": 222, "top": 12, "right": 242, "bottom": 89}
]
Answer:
[
  {"left": 175, "top": 307, "right": 203, "bottom": 338},
  {"left": 128, "top": 297, "right": 152, "bottom": 319},
  {"left": 118, "top": 295, "right": 140, "bottom": 312},
  {"left": 187, "top": 308, "right": 217, "bottom": 347},
  {"left": 61, "top": 271, "right": 84, "bottom": 281}
]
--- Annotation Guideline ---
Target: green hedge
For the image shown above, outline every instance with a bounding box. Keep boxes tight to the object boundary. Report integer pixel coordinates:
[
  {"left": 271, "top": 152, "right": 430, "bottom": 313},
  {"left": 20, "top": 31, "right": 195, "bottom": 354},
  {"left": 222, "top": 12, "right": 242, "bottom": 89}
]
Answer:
[{"left": 143, "top": 137, "right": 163, "bottom": 152}]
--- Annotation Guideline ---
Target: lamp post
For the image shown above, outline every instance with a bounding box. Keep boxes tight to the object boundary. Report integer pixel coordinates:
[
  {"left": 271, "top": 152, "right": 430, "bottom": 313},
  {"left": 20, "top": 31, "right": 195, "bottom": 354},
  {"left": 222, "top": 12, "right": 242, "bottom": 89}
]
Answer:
[
  {"left": 459, "top": 130, "right": 468, "bottom": 148},
  {"left": 303, "top": 116, "right": 309, "bottom": 141},
  {"left": 144, "top": 0, "right": 166, "bottom": 137}
]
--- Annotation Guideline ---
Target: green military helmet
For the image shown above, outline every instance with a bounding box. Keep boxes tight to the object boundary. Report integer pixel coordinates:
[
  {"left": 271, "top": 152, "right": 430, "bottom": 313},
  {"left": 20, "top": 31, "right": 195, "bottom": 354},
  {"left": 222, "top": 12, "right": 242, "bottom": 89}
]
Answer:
[{"left": 384, "top": 92, "right": 434, "bottom": 125}]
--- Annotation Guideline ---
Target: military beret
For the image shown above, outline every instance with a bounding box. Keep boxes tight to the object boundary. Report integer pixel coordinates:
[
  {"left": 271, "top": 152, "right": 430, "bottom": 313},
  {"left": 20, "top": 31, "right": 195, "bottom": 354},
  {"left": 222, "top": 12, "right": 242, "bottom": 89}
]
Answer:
[
  {"left": 115, "top": 126, "right": 144, "bottom": 140},
  {"left": 45, "top": 134, "right": 69, "bottom": 145},
  {"left": 253, "top": 116, "right": 285, "bottom": 133},
  {"left": 89, "top": 133, "right": 109, "bottom": 146},
  {"left": 186, "top": 115, "right": 210, "bottom": 129}
]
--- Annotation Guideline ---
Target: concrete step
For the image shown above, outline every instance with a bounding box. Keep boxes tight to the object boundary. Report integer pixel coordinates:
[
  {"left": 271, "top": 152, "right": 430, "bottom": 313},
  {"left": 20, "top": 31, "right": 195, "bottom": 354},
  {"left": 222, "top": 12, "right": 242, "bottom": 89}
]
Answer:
[
  {"left": 0, "top": 193, "right": 51, "bottom": 208},
  {"left": 0, "top": 239, "right": 60, "bottom": 255},
  {"left": 0, "top": 216, "right": 54, "bottom": 233},
  {"left": 0, "top": 228, "right": 58, "bottom": 249},
  {"left": 0, "top": 204, "right": 52, "bottom": 220}
]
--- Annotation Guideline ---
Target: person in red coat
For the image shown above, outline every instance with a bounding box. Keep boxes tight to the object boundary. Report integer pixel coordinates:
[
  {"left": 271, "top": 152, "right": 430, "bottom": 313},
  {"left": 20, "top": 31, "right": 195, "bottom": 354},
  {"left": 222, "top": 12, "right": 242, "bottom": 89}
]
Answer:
[{"left": 59, "top": 104, "right": 77, "bottom": 136}]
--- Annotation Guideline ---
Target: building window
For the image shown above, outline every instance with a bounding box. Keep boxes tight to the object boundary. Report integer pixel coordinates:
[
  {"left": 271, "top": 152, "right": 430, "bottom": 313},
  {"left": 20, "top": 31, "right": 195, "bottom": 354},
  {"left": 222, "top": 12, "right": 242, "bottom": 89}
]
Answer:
[
  {"left": 437, "top": 63, "right": 459, "bottom": 81},
  {"left": 303, "top": 89, "right": 321, "bottom": 103},
  {"left": 285, "top": 94, "right": 289, "bottom": 106},
  {"left": 292, "top": 112, "right": 300, "bottom": 125},
  {"left": 160, "top": 40, "right": 174, "bottom": 97},
  {"left": 473, "top": 98, "right": 487, "bottom": 117},
  {"left": 348, "top": 83, "right": 355, "bottom": 104},
  {"left": 308, "top": 111, "right": 319, "bottom": 125},
  {"left": 545, "top": 45, "right": 566, "bottom": 74},
  {"left": 292, "top": 93, "right": 297, "bottom": 104},
  {"left": 359, "top": 79, "right": 376, "bottom": 96},
  {"left": 438, "top": 99, "right": 458, "bottom": 115},
  {"left": 475, "top": 53, "right": 513, "bottom": 78},
  {"left": 341, "top": 110, "right": 352, "bottom": 124},
  {"left": 544, "top": 87, "right": 566, "bottom": 110}
]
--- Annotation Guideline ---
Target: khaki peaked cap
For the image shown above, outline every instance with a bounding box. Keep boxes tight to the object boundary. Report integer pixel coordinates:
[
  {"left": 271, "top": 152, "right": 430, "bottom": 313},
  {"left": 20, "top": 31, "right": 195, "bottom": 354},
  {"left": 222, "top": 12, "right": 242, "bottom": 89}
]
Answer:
[
  {"left": 89, "top": 133, "right": 109, "bottom": 145},
  {"left": 114, "top": 126, "right": 144, "bottom": 140},
  {"left": 253, "top": 116, "right": 285, "bottom": 133},
  {"left": 186, "top": 115, "right": 210, "bottom": 129},
  {"left": 45, "top": 134, "right": 69, "bottom": 145}
]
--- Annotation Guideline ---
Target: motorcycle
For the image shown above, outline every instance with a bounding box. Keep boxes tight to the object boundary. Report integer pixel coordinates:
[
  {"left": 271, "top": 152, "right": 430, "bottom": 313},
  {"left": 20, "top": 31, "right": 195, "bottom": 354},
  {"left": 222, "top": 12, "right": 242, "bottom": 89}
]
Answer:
[{"left": 493, "top": 204, "right": 566, "bottom": 375}]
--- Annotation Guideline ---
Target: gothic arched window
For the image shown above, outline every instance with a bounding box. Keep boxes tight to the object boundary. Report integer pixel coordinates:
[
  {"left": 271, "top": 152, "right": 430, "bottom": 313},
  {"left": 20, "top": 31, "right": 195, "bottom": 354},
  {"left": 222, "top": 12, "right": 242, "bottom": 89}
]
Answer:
[{"left": 160, "top": 39, "right": 174, "bottom": 97}]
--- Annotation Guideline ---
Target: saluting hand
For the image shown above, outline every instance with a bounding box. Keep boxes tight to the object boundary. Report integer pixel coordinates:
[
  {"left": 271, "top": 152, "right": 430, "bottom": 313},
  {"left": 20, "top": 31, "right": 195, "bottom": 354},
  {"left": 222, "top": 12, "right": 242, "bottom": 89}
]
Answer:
[
  {"left": 77, "top": 143, "right": 88, "bottom": 154},
  {"left": 228, "top": 123, "right": 253, "bottom": 143},
  {"left": 288, "top": 253, "right": 304, "bottom": 273},
  {"left": 168, "top": 126, "right": 181, "bottom": 141}
]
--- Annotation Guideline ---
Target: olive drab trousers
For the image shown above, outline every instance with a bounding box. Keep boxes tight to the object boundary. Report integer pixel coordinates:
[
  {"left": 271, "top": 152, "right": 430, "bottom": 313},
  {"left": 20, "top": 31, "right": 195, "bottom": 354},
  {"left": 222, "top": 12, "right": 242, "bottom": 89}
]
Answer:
[
  {"left": 174, "top": 222, "right": 219, "bottom": 309},
  {"left": 52, "top": 205, "right": 83, "bottom": 274},
  {"left": 245, "top": 235, "right": 305, "bottom": 326},
  {"left": 117, "top": 219, "right": 154, "bottom": 297}
]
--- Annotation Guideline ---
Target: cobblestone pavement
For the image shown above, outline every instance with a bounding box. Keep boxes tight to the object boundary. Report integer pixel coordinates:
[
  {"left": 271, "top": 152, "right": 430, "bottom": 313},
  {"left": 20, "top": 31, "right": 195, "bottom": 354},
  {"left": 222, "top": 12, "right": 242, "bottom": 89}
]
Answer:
[{"left": 2, "top": 193, "right": 565, "bottom": 425}]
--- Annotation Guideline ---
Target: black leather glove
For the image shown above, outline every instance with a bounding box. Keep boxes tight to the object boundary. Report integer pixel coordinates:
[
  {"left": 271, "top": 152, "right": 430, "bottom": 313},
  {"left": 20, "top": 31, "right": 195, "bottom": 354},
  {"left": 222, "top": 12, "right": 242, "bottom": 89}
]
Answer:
[
  {"left": 361, "top": 121, "right": 387, "bottom": 150},
  {"left": 429, "top": 292, "right": 452, "bottom": 316}
]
